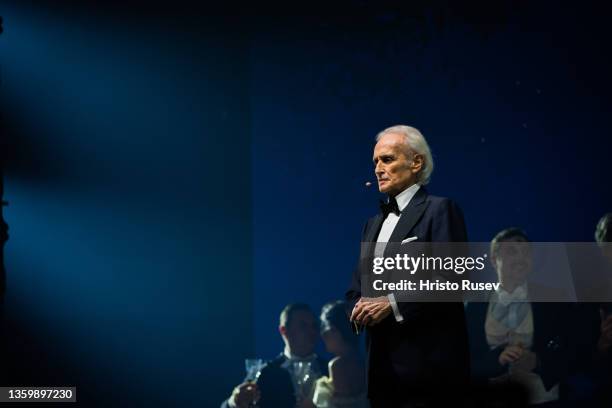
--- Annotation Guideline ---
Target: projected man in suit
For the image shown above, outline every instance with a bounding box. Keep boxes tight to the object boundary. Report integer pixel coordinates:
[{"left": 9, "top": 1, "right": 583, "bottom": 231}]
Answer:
[
  {"left": 347, "top": 125, "right": 470, "bottom": 407},
  {"left": 221, "top": 303, "right": 326, "bottom": 408}
]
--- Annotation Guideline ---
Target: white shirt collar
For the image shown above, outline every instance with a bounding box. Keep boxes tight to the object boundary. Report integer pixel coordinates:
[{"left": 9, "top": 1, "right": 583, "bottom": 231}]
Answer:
[
  {"left": 393, "top": 183, "right": 421, "bottom": 212},
  {"left": 283, "top": 346, "right": 317, "bottom": 362}
]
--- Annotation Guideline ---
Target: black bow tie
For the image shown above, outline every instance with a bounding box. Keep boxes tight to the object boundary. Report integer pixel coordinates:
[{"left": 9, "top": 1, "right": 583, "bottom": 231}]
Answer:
[{"left": 380, "top": 197, "right": 400, "bottom": 218}]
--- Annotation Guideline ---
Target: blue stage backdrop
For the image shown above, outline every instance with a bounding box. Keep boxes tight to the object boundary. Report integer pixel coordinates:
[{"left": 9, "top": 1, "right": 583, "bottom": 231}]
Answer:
[
  {"left": 1, "top": 2, "right": 612, "bottom": 407},
  {"left": 251, "top": 6, "right": 612, "bottom": 360},
  {"left": 1, "top": 2, "right": 252, "bottom": 407}
]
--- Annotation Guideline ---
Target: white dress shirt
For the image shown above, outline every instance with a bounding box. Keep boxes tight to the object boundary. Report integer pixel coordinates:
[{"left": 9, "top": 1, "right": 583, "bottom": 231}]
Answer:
[{"left": 376, "top": 183, "right": 421, "bottom": 322}]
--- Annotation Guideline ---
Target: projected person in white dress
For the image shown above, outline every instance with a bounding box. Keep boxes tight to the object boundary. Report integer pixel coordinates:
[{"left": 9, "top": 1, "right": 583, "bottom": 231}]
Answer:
[{"left": 313, "top": 301, "right": 369, "bottom": 408}]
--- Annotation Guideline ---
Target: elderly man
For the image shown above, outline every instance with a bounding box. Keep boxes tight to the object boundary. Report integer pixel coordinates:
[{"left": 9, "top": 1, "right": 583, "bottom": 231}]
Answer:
[
  {"left": 346, "top": 125, "right": 470, "bottom": 407},
  {"left": 221, "top": 303, "right": 326, "bottom": 408}
]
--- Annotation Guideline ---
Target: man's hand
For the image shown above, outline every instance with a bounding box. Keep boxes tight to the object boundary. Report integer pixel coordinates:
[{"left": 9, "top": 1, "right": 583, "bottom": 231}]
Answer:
[
  {"left": 510, "top": 349, "right": 537, "bottom": 372},
  {"left": 597, "top": 310, "right": 612, "bottom": 354},
  {"left": 498, "top": 345, "right": 524, "bottom": 366},
  {"left": 228, "top": 382, "right": 259, "bottom": 408},
  {"left": 350, "top": 296, "right": 392, "bottom": 326}
]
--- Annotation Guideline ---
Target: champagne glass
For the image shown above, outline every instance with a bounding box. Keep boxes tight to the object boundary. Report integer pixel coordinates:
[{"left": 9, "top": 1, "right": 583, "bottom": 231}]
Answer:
[
  {"left": 292, "top": 361, "right": 314, "bottom": 403},
  {"left": 244, "top": 359, "right": 265, "bottom": 407},
  {"left": 245, "top": 358, "right": 265, "bottom": 382}
]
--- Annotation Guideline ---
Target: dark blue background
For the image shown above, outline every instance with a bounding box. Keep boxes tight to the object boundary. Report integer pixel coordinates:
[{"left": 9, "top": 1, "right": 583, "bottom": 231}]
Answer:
[
  {"left": 0, "top": 2, "right": 253, "bottom": 406},
  {"left": 252, "top": 4, "right": 612, "bottom": 360},
  {"left": 0, "top": 1, "right": 611, "bottom": 406}
]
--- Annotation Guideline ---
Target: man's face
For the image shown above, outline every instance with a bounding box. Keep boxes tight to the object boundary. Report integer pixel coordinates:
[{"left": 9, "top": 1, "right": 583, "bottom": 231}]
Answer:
[
  {"left": 373, "top": 133, "right": 420, "bottom": 196},
  {"left": 282, "top": 310, "right": 319, "bottom": 357},
  {"left": 493, "top": 238, "right": 532, "bottom": 285}
]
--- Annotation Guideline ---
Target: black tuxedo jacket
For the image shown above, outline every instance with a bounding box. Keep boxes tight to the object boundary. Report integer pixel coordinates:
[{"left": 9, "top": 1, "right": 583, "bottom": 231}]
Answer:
[
  {"left": 346, "top": 187, "right": 470, "bottom": 400},
  {"left": 465, "top": 294, "right": 571, "bottom": 391}
]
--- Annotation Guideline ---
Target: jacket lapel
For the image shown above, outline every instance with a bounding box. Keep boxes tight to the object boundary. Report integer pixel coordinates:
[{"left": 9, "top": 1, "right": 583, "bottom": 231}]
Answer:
[
  {"left": 364, "top": 214, "right": 384, "bottom": 243},
  {"left": 387, "top": 187, "right": 429, "bottom": 243}
]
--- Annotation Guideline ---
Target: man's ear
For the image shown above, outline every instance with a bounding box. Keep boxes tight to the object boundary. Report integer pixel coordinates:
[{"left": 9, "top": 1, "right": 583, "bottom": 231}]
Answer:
[
  {"left": 279, "top": 325, "right": 287, "bottom": 337},
  {"left": 490, "top": 253, "right": 497, "bottom": 269},
  {"left": 411, "top": 154, "right": 423, "bottom": 173}
]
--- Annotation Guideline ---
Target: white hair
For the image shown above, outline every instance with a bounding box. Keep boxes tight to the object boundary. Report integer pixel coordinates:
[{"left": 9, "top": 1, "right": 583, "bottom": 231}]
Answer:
[{"left": 375, "top": 125, "right": 434, "bottom": 185}]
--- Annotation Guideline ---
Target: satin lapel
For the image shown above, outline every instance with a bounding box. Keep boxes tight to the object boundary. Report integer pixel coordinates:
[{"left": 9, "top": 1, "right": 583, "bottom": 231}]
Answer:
[
  {"left": 364, "top": 214, "right": 384, "bottom": 243},
  {"left": 387, "top": 187, "right": 429, "bottom": 243}
]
